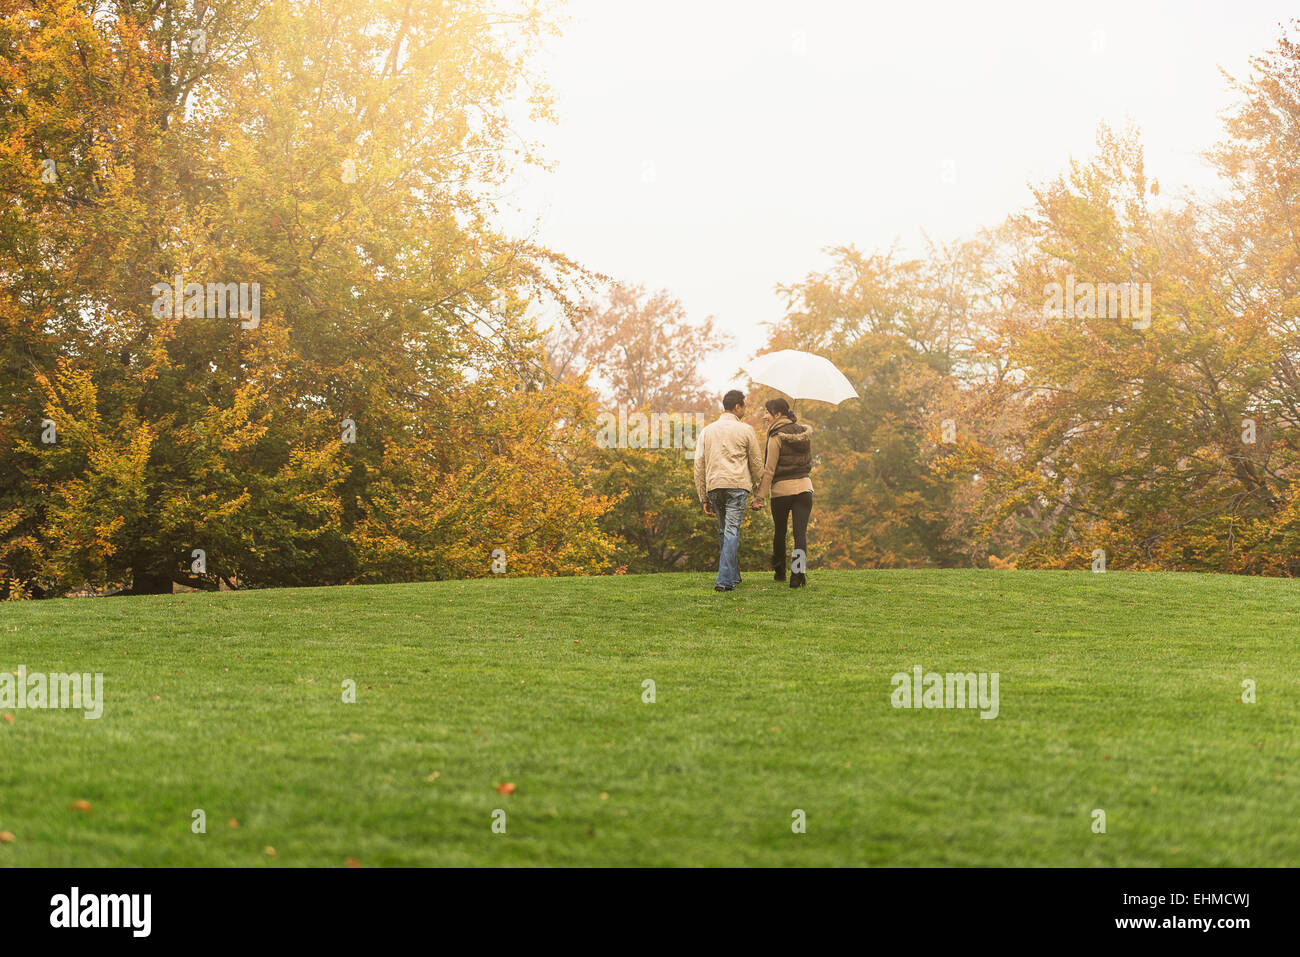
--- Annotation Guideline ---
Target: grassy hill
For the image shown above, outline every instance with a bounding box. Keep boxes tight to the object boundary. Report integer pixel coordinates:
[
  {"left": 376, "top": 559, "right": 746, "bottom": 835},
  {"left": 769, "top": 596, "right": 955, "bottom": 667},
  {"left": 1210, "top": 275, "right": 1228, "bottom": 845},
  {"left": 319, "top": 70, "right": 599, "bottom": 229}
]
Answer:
[{"left": 1, "top": 569, "right": 1296, "bottom": 866}]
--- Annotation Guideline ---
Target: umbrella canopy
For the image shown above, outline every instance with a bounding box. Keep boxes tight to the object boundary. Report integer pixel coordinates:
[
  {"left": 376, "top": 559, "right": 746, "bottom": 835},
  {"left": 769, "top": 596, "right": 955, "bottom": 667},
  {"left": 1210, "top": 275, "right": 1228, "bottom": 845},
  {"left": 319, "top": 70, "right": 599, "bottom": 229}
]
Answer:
[{"left": 742, "top": 350, "right": 859, "bottom": 405}]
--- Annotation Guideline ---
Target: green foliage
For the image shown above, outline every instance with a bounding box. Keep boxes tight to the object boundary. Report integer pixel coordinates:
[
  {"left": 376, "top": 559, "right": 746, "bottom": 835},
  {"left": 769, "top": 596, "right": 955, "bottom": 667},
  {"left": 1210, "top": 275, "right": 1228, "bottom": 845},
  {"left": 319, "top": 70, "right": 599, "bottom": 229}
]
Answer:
[
  {"left": 594, "top": 445, "right": 770, "bottom": 575},
  {"left": 0, "top": 1, "right": 612, "bottom": 595},
  {"left": 758, "top": 246, "right": 975, "bottom": 568}
]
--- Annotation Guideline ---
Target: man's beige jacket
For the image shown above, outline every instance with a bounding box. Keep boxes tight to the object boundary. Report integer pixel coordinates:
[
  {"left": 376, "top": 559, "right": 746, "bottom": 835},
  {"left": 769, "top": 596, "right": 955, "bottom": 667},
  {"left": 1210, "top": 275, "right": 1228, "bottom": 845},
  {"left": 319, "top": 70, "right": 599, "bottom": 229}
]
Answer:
[{"left": 693, "top": 412, "right": 763, "bottom": 503}]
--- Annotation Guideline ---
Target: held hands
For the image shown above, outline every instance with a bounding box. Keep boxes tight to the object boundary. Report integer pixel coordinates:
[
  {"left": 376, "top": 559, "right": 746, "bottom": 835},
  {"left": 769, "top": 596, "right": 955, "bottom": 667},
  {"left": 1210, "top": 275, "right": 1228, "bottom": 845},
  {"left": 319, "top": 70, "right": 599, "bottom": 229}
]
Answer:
[{"left": 702, "top": 499, "right": 762, "bottom": 514}]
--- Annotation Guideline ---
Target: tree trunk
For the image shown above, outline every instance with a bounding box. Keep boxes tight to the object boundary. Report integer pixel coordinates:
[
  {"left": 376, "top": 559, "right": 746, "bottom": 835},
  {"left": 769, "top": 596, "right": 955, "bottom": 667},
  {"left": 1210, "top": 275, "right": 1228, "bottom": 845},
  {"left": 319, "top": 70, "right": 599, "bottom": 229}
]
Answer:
[{"left": 129, "top": 556, "right": 176, "bottom": 595}]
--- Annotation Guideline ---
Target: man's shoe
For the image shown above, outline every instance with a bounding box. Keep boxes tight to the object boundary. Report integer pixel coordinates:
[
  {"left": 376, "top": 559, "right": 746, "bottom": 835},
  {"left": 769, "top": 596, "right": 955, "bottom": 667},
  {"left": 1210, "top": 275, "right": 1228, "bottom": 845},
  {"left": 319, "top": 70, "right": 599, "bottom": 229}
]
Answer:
[
  {"left": 789, "top": 572, "right": 806, "bottom": 589},
  {"left": 714, "top": 585, "right": 734, "bottom": 592}
]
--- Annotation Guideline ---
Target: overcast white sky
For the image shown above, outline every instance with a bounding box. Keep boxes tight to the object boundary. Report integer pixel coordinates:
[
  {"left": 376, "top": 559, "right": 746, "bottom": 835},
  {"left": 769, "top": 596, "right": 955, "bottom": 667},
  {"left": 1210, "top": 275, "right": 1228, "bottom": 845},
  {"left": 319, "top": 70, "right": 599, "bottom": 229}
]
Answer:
[{"left": 503, "top": 0, "right": 1296, "bottom": 391}]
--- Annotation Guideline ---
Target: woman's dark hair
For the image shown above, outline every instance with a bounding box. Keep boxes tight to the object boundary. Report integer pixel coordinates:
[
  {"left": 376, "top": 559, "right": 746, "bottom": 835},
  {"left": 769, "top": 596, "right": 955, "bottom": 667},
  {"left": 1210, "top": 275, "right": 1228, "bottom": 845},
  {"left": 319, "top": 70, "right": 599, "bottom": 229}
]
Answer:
[{"left": 764, "top": 397, "right": 795, "bottom": 422}]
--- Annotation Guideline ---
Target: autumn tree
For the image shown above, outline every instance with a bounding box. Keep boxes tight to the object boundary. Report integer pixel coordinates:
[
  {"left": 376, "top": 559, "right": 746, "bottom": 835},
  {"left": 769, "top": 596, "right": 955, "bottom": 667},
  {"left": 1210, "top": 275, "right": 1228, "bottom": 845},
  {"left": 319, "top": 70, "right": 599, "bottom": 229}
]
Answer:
[
  {"left": 1206, "top": 23, "right": 1300, "bottom": 572},
  {"left": 756, "top": 244, "right": 985, "bottom": 568},
  {"left": 0, "top": 0, "right": 615, "bottom": 595},
  {"left": 546, "top": 281, "right": 730, "bottom": 412},
  {"left": 543, "top": 280, "right": 771, "bottom": 573},
  {"left": 945, "top": 124, "right": 1280, "bottom": 571}
]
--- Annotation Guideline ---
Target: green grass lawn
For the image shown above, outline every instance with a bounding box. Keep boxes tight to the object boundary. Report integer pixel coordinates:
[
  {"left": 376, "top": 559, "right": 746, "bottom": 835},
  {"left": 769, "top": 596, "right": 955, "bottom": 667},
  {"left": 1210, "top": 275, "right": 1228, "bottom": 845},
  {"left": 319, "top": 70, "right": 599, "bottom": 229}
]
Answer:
[{"left": 0, "top": 568, "right": 1297, "bottom": 866}]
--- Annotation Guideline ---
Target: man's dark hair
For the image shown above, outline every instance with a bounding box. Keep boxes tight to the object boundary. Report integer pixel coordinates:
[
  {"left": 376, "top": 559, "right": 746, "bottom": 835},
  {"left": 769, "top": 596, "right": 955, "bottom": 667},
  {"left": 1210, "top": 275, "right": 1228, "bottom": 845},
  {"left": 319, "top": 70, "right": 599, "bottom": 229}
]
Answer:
[{"left": 722, "top": 389, "right": 745, "bottom": 412}]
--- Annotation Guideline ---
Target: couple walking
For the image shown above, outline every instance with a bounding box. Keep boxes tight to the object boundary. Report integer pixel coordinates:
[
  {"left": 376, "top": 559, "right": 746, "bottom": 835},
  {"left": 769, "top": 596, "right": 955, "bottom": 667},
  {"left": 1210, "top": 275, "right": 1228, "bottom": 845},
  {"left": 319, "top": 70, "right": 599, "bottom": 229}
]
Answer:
[{"left": 693, "top": 389, "right": 813, "bottom": 591}]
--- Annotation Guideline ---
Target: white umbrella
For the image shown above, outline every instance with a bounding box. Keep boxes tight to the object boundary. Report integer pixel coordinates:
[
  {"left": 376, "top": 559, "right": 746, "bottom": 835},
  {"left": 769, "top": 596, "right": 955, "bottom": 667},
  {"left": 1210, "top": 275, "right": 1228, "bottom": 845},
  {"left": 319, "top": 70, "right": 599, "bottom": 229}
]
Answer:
[{"left": 742, "top": 349, "right": 859, "bottom": 405}]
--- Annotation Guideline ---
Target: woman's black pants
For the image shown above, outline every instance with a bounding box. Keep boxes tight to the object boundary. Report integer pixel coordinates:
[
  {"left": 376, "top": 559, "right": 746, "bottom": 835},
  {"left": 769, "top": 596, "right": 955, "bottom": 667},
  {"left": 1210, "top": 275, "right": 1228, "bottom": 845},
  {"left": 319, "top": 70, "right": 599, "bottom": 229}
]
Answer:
[{"left": 771, "top": 491, "right": 813, "bottom": 572}]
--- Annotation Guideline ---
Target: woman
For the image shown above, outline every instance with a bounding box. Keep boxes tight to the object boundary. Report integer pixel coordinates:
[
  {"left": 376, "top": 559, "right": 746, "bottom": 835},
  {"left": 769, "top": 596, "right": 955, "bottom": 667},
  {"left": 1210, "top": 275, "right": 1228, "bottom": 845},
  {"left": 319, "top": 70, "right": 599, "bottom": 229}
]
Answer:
[{"left": 752, "top": 397, "right": 813, "bottom": 588}]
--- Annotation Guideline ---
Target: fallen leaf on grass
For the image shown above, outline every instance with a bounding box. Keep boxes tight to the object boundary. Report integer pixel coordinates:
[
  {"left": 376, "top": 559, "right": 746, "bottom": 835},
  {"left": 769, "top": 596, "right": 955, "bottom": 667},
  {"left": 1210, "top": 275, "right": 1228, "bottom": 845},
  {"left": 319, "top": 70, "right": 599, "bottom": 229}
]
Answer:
[
  {"left": 70, "top": 800, "right": 92, "bottom": 812},
  {"left": 425, "top": 771, "right": 440, "bottom": 782},
  {"left": 496, "top": 782, "right": 516, "bottom": 795},
  {"left": 345, "top": 857, "right": 361, "bottom": 868},
  {"left": 228, "top": 818, "right": 240, "bottom": 829},
  {"left": 1, "top": 713, "right": 12, "bottom": 723},
  {"left": 264, "top": 846, "right": 277, "bottom": 858},
  {"left": 0, "top": 831, "right": 15, "bottom": 843}
]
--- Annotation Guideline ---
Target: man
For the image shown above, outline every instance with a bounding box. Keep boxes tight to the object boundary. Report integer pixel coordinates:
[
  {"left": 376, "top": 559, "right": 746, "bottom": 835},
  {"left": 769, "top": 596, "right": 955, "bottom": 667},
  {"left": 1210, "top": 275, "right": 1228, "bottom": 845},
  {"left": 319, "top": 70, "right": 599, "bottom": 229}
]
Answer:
[{"left": 693, "top": 389, "right": 763, "bottom": 592}]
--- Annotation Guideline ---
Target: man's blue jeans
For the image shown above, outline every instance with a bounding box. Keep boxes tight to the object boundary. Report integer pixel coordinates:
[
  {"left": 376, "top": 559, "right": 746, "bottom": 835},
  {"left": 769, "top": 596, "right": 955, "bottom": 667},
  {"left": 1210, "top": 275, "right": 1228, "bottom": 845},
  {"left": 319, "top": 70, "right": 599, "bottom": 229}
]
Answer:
[{"left": 708, "top": 488, "right": 748, "bottom": 588}]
